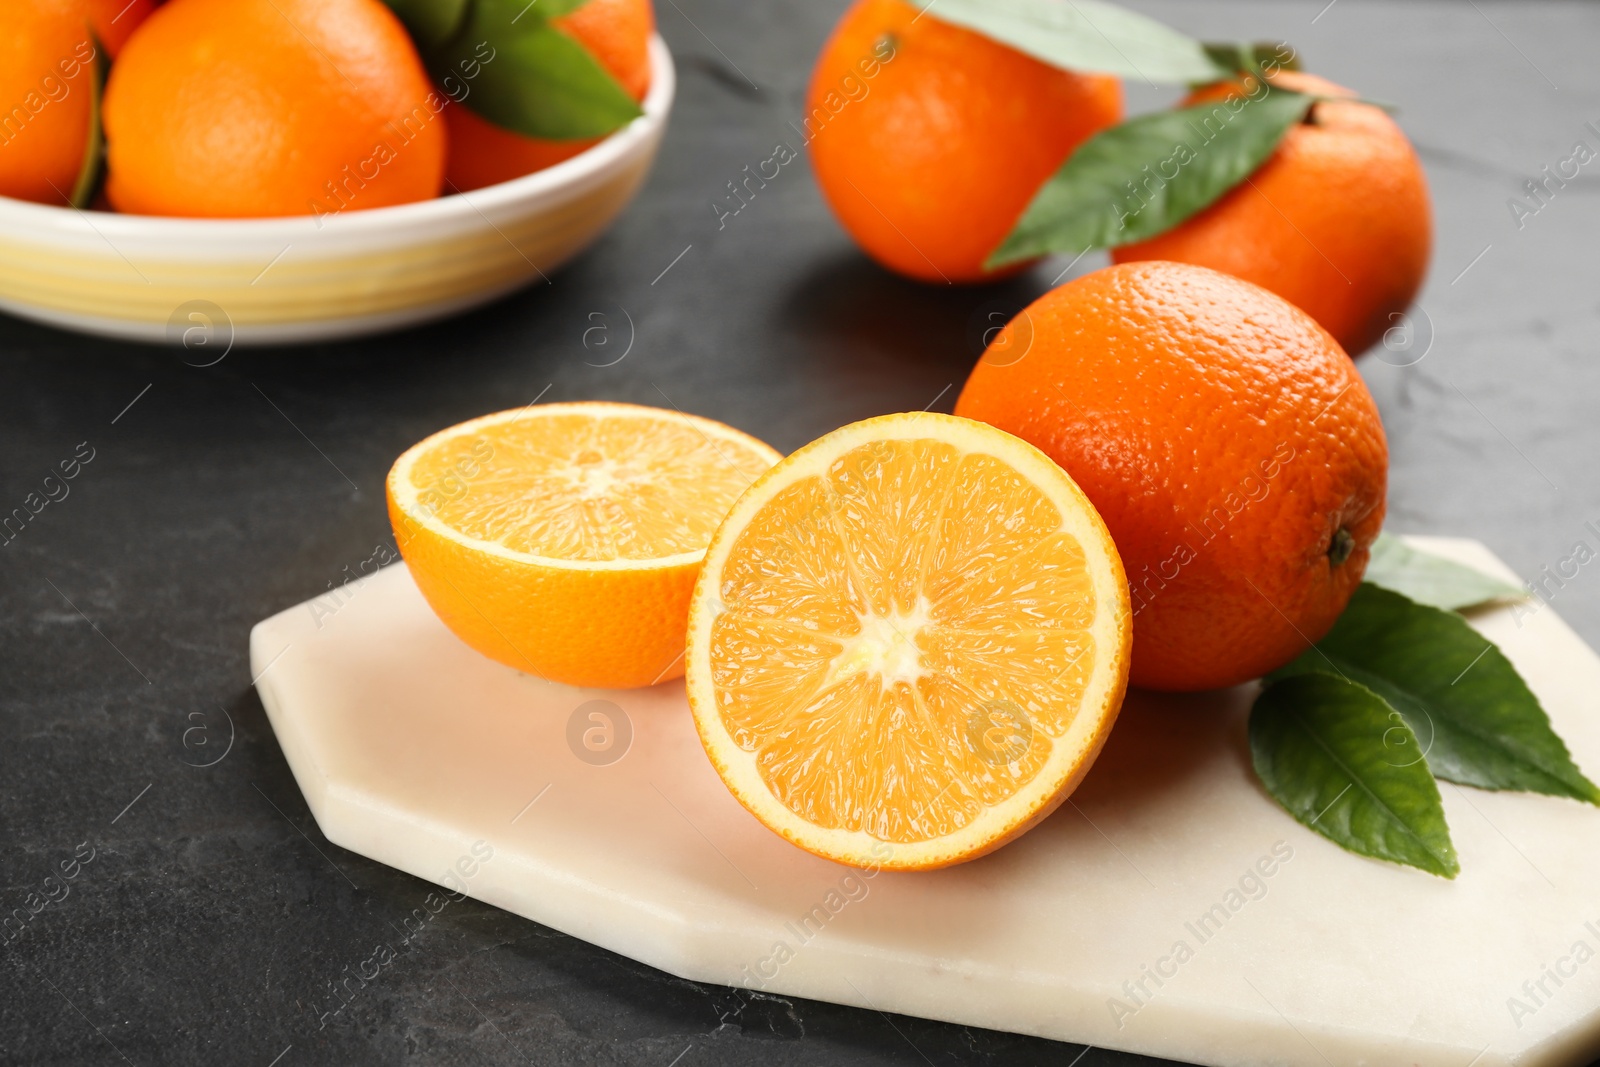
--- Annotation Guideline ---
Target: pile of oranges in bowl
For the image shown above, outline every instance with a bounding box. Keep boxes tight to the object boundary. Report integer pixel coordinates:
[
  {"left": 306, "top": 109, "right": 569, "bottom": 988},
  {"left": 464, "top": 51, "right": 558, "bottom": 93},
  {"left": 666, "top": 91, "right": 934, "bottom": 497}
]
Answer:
[
  {"left": 2, "top": 0, "right": 655, "bottom": 217},
  {"left": 0, "top": 0, "right": 671, "bottom": 345}
]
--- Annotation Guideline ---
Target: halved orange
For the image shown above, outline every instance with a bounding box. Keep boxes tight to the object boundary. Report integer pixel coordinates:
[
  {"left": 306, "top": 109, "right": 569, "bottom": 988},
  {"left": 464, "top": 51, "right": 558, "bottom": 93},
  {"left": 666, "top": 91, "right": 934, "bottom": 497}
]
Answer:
[
  {"left": 387, "top": 402, "right": 783, "bottom": 689},
  {"left": 686, "top": 413, "right": 1131, "bottom": 870}
]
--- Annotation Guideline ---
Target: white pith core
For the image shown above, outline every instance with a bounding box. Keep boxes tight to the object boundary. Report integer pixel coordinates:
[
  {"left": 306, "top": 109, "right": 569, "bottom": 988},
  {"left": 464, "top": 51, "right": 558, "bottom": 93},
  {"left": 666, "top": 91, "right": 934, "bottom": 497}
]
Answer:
[
  {"left": 562, "top": 450, "right": 636, "bottom": 499},
  {"left": 822, "top": 598, "right": 934, "bottom": 691}
]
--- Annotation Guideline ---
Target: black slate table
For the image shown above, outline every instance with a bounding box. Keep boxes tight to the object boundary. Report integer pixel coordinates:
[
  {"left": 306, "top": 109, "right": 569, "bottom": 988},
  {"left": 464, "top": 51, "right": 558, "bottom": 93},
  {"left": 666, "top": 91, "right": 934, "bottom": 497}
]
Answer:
[{"left": 5, "top": 1, "right": 1599, "bottom": 1064}]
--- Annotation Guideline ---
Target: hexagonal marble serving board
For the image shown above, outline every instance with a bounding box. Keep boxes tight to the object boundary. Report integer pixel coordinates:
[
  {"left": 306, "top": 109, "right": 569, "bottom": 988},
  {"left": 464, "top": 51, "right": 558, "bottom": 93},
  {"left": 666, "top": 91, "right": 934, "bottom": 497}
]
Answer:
[{"left": 250, "top": 537, "right": 1600, "bottom": 1067}]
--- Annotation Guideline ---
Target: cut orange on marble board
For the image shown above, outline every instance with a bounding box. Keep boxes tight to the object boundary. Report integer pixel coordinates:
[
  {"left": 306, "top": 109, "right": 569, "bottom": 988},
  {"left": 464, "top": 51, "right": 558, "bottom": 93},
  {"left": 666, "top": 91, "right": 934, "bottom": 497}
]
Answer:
[
  {"left": 388, "top": 402, "right": 783, "bottom": 689},
  {"left": 685, "top": 412, "right": 1131, "bottom": 870}
]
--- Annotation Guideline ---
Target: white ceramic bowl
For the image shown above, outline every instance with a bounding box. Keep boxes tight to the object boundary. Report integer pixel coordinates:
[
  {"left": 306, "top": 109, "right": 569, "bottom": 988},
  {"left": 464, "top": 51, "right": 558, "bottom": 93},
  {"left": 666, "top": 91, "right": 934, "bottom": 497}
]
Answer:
[{"left": 0, "top": 36, "right": 675, "bottom": 347}]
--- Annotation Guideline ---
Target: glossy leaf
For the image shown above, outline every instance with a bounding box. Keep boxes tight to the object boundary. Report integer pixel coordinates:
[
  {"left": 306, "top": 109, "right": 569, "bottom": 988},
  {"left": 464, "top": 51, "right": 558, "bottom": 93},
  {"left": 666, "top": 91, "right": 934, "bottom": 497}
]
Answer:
[
  {"left": 1362, "top": 532, "right": 1524, "bottom": 611},
  {"left": 439, "top": 0, "right": 642, "bottom": 140},
  {"left": 911, "top": 0, "right": 1227, "bottom": 83},
  {"left": 1251, "top": 673, "right": 1459, "bottom": 878},
  {"left": 69, "top": 34, "right": 108, "bottom": 210},
  {"left": 1273, "top": 584, "right": 1600, "bottom": 804},
  {"left": 1201, "top": 40, "right": 1301, "bottom": 75},
  {"left": 527, "top": 0, "right": 597, "bottom": 17},
  {"left": 381, "top": 0, "right": 470, "bottom": 50},
  {"left": 987, "top": 87, "right": 1312, "bottom": 268}
]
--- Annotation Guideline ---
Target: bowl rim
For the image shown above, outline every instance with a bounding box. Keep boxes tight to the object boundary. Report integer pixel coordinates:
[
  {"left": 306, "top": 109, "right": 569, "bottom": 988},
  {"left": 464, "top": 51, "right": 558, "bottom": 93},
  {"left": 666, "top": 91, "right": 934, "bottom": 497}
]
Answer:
[{"left": 0, "top": 34, "right": 676, "bottom": 240}]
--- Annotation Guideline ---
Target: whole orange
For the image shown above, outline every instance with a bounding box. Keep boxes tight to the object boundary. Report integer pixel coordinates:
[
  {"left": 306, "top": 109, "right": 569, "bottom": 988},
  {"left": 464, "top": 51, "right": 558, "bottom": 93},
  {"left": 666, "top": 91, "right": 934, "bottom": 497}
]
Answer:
[
  {"left": 90, "top": 0, "right": 158, "bottom": 57},
  {"left": 102, "top": 0, "right": 446, "bottom": 218},
  {"left": 805, "top": 0, "right": 1122, "bottom": 284},
  {"left": 954, "top": 261, "right": 1388, "bottom": 692},
  {"left": 1112, "top": 71, "right": 1432, "bottom": 356},
  {"left": 0, "top": 0, "right": 97, "bottom": 206},
  {"left": 444, "top": 0, "right": 654, "bottom": 192}
]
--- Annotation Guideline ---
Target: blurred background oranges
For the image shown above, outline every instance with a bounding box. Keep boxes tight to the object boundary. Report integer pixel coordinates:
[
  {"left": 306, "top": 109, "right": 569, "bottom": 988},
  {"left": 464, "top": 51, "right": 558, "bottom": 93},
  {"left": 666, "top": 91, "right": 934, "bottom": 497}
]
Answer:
[
  {"left": 805, "top": 0, "right": 1122, "bottom": 283},
  {"left": 103, "top": 0, "right": 446, "bottom": 218},
  {"left": 0, "top": 0, "right": 656, "bottom": 218},
  {"left": 0, "top": 0, "right": 103, "bottom": 206},
  {"left": 91, "top": 0, "right": 157, "bottom": 57},
  {"left": 1111, "top": 71, "right": 1432, "bottom": 356}
]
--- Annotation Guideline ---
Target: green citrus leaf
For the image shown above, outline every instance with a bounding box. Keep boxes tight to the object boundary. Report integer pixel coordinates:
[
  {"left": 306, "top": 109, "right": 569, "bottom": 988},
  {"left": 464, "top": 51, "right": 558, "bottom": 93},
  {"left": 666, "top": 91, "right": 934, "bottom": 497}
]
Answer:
[
  {"left": 1251, "top": 673, "right": 1459, "bottom": 878},
  {"left": 525, "top": 0, "right": 597, "bottom": 18},
  {"left": 434, "top": 0, "right": 640, "bottom": 141},
  {"left": 1272, "top": 584, "right": 1600, "bottom": 805},
  {"left": 381, "top": 0, "right": 471, "bottom": 50},
  {"left": 1362, "top": 532, "right": 1525, "bottom": 611},
  {"left": 69, "top": 33, "right": 108, "bottom": 210},
  {"left": 986, "top": 87, "right": 1313, "bottom": 268},
  {"left": 910, "top": 0, "right": 1227, "bottom": 83},
  {"left": 1200, "top": 40, "right": 1301, "bottom": 76}
]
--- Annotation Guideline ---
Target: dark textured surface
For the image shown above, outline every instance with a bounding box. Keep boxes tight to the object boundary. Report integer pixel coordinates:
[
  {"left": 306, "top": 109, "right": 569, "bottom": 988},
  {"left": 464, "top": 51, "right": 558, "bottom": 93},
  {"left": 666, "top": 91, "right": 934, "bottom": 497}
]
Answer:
[{"left": 4, "top": 1, "right": 1600, "bottom": 1064}]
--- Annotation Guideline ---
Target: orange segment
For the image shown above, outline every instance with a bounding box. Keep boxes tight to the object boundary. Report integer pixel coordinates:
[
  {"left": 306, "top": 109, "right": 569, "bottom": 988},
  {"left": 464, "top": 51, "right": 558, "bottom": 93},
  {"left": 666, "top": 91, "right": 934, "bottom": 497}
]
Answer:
[
  {"left": 388, "top": 402, "right": 783, "bottom": 689},
  {"left": 686, "top": 413, "right": 1131, "bottom": 870}
]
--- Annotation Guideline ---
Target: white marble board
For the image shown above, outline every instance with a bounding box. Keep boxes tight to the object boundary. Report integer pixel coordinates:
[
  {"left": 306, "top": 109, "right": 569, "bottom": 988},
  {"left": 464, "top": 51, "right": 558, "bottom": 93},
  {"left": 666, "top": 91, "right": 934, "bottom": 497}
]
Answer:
[{"left": 249, "top": 537, "right": 1600, "bottom": 1067}]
